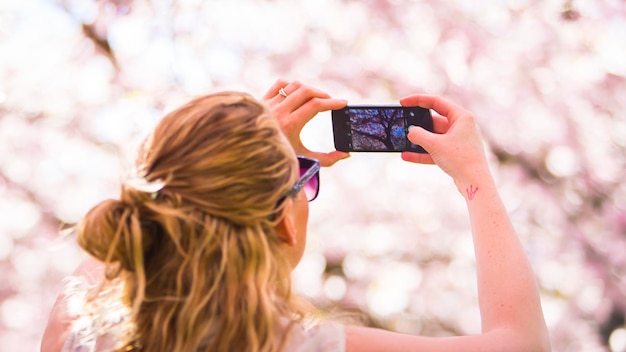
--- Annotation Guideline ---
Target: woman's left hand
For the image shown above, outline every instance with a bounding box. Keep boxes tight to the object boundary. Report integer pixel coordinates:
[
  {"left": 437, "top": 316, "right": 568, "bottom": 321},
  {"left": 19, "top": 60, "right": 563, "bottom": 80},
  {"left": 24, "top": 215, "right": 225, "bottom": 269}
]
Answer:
[{"left": 263, "top": 79, "right": 350, "bottom": 167}]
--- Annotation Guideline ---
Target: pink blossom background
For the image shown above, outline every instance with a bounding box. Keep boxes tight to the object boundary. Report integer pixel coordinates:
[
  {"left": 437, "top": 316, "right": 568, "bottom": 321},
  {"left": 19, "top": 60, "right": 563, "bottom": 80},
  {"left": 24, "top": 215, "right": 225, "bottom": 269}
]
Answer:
[{"left": 1, "top": 0, "right": 625, "bottom": 351}]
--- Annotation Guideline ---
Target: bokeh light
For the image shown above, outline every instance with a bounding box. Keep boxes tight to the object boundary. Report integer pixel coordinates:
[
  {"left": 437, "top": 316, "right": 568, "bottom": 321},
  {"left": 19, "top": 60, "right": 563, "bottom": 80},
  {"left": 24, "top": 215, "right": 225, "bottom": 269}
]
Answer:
[{"left": 1, "top": 0, "right": 625, "bottom": 351}]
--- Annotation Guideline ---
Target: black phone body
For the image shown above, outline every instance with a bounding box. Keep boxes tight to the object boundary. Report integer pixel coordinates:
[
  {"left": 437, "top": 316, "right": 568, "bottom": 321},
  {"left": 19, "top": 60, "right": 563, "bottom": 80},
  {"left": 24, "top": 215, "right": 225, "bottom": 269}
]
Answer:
[{"left": 332, "top": 105, "right": 433, "bottom": 153}]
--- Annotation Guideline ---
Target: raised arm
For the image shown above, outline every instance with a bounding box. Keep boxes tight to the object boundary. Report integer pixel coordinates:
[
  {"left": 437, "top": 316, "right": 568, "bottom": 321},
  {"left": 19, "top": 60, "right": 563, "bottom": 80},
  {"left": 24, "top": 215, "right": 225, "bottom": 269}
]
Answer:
[{"left": 346, "top": 95, "right": 550, "bottom": 352}]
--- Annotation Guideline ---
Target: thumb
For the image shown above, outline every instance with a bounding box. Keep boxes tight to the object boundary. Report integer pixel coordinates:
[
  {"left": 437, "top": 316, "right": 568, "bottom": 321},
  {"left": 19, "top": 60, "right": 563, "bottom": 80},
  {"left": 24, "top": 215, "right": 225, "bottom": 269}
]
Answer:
[
  {"left": 407, "top": 125, "right": 436, "bottom": 153},
  {"left": 310, "top": 150, "right": 350, "bottom": 167}
]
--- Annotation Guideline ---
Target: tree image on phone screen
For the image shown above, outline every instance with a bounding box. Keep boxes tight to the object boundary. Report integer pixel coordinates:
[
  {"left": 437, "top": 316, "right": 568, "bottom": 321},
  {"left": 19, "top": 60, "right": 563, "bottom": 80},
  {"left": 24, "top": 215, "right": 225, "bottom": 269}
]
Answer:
[
  {"left": 332, "top": 106, "right": 432, "bottom": 153},
  {"left": 349, "top": 108, "right": 408, "bottom": 151}
]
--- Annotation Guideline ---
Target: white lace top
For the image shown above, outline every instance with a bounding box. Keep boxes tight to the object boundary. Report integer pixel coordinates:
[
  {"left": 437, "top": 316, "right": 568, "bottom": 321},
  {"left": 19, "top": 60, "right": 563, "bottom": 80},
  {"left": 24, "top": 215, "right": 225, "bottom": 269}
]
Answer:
[{"left": 58, "top": 276, "right": 345, "bottom": 352}]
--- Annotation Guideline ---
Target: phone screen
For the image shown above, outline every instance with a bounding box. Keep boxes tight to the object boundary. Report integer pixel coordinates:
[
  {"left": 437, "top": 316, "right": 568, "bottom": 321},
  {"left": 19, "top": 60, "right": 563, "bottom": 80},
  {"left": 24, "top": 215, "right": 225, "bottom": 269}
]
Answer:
[{"left": 332, "top": 106, "right": 432, "bottom": 153}]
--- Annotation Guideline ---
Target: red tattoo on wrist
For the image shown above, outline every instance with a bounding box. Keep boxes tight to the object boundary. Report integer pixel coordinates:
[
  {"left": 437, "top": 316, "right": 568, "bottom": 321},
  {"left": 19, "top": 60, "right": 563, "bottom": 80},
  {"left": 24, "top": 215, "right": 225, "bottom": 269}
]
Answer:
[{"left": 466, "top": 185, "right": 479, "bottom": 200}]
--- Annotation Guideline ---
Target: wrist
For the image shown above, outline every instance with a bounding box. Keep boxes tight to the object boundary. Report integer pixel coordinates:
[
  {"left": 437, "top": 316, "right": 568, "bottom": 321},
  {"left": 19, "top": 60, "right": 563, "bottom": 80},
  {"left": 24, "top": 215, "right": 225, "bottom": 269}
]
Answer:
[{"left": 453, "top": 169, "right": 496, "bottom": 201}]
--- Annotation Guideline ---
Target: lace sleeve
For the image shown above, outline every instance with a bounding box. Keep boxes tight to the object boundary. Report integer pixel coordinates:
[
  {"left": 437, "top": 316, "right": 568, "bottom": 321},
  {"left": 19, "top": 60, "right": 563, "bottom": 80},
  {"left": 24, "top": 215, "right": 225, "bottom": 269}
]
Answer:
[
  {"left": 57, "top": 275, "right": 345, "bottom": 352},
  {"left": 284, "top": 323, "right": 346, "bottom": 352},
  {"left": 59, "top": 276, "right": 132, "bottom": 352}
]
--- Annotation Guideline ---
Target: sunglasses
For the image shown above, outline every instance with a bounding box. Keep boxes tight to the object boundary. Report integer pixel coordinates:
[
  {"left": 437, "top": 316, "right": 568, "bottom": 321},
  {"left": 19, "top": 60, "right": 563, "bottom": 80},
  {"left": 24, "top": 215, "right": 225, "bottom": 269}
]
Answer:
[{"left": 283, "top": 156, "right": 320, "bottom": 202}]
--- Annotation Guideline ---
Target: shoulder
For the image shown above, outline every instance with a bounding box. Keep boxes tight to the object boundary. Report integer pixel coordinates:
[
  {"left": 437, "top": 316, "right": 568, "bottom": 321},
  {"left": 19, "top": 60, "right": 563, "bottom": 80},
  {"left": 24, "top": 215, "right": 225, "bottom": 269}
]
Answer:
[
  {"left": 41, "top": 289, "right": 74, "bottom": 352},
  {"left": 41, "top": 257, "right": 130, "bottom": 352},
  {"left": 283, "top": 322, "right": 346, "bottom": 352}
]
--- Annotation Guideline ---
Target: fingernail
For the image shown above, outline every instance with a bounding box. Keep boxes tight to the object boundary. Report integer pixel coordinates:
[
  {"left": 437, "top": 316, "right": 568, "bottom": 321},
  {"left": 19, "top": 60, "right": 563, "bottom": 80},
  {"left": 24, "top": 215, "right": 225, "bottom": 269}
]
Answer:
[{"left": 408, "top": 125, "right": 415, "bottom": 131}]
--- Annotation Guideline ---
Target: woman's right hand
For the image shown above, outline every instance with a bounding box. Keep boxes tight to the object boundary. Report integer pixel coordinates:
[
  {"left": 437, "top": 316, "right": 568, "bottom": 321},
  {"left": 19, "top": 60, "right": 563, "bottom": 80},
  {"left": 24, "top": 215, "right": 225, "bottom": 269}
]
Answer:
[{"left": 400, "top": 95, "right": 492, "bottom": 193}]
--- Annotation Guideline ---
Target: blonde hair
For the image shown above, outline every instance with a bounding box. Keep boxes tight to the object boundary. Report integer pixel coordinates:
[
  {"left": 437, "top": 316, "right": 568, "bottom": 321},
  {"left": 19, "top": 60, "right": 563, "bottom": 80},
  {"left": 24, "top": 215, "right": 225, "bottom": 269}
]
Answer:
[{"left": 77, "top": 92, "right": 302, "bottom": 351}]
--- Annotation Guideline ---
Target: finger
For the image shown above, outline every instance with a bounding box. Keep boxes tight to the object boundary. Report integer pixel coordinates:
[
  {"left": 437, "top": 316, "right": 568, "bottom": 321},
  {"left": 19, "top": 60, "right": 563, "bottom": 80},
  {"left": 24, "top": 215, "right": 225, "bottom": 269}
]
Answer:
[
  {"left": 400, "top": 94, "right": 467, "bottom": 124},
  {"left": 306, "top": 150, "right": 351, "bottom": 167},
  {"left": 432, "top": 114, "right": 450, "bottom": 134},
  {"left": 291, "top": 138, "right": 349, "bottom": 167},
  {"left": 294, "top": 96, "right": 347, "bottom": 117},
  {"left": 262, "top": 79, "right": 290, "bottom": 100},
  {"left": 281, "top": 83, "right": 332, "bottom": 114},
  {"left": 281, "top": 97, "right": 347, "bottom": 133},
  {"left": 401, "top": 151, "right": 435, "bottom": 165},
  {"left": 266, "top": 80, "right": 305, "bottom": 109},
  {"left": 407, "top": 125, "right": 437, "bottom": 152}
]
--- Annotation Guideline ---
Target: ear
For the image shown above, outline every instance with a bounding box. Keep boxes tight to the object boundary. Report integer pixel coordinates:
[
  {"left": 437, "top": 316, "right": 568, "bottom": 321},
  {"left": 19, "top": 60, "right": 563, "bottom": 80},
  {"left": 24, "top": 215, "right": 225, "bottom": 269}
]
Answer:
[{"left": 275, "top": 200, "right": 297, "bottom": 247}]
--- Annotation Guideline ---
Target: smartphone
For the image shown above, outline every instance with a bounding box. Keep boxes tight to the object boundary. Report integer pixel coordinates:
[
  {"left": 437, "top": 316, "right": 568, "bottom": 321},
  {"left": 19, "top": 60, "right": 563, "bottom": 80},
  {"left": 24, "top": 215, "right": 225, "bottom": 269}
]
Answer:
[{"left": 331, "top": 105, "right": 433, "bottom": 153}]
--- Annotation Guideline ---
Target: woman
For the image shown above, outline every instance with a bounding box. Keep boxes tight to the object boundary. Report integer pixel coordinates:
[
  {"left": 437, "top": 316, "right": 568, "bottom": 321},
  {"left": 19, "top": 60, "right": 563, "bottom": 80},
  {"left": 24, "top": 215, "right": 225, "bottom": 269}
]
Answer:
[{"left": 42, "top": 80, "right": 550, "bottom": 351}]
